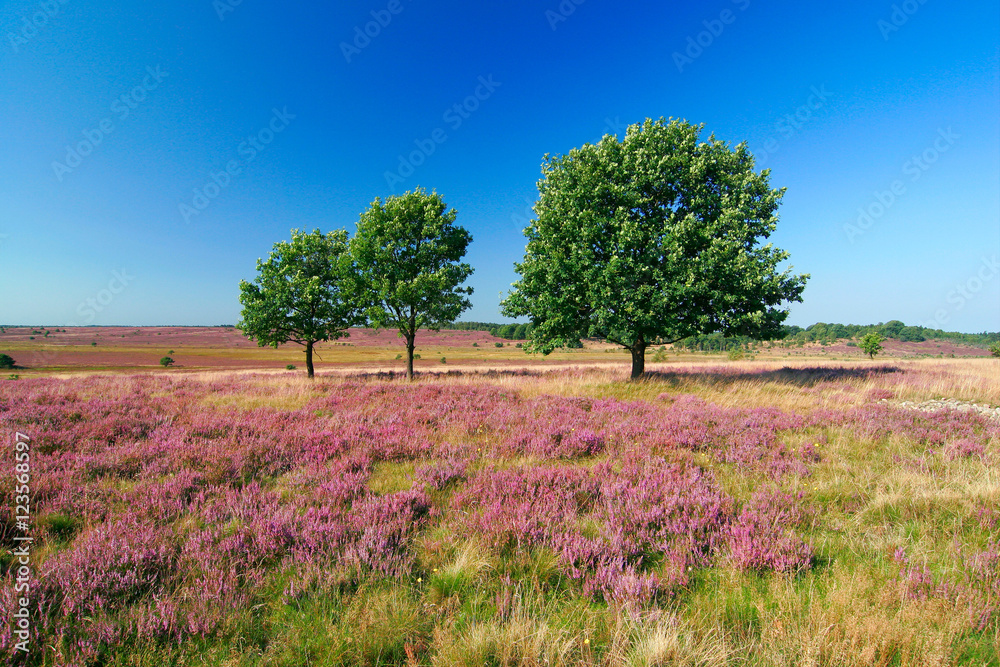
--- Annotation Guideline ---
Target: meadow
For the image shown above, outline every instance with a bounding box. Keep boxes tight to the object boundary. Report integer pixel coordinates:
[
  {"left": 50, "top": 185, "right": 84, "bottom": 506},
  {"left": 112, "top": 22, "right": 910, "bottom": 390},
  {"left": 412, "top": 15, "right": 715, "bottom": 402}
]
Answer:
[{"left": 0, "top": 333, "right": 997, "bottom": 665}]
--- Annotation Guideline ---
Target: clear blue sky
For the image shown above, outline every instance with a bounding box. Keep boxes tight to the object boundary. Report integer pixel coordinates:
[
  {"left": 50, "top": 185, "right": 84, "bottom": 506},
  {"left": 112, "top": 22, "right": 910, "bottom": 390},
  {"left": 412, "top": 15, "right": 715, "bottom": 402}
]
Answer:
[{"left": 2, "top": 0, "right": 998, "bottom": 332}]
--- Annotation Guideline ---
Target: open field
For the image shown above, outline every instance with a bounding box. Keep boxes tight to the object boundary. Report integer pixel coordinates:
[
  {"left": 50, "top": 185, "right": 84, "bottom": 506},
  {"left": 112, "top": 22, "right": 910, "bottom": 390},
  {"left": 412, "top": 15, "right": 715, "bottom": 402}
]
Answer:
[
  {"left": 0, "top": 327, "right": 992, "bottom": 378},
  {"left": 0, "top": 350, "right": 997, "bottom": 665}
]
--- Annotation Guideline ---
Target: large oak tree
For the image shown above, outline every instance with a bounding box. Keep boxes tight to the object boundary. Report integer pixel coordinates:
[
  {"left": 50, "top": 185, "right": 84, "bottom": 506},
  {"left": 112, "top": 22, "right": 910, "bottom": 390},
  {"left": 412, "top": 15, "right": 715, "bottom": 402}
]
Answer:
[
  {"left": 351, "top": 188, "right": 473, "bottom": 380},
  {"left": 502, "top": 118, "right": 809, "bottom": 379},
  {"left": 238, "top": 228, "right": 360, "bottom": 378}
]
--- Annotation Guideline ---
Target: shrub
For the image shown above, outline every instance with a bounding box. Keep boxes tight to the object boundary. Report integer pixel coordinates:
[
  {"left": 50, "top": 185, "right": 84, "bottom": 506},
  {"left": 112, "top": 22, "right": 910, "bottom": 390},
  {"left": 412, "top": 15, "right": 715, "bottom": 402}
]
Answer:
[
  {"left": 286, "top": 364, "right": 296, "bottom": 370},
  {"left": 440, "top": 357, "right": 447, "bottom": 364},
  {"left": 494, "top": 342, "right": 504, "bottom": 348},
  {"left": 159, "top": 357, "right": 174, "bottom": 368},
  {"left": 515, "top": 342, "right": 522, "bottom": 348},
  {"left": 472, "top": 342, "right": 479, "bottom": 347},
  {"left": 990, "top": 342, "right": 1000, "bottom": 358},
  {"left": 395, "top": 353, "right": 402, "bottom": 360},
  {"left": 0, "top": 353, "right": 15, "bottom": 369}
]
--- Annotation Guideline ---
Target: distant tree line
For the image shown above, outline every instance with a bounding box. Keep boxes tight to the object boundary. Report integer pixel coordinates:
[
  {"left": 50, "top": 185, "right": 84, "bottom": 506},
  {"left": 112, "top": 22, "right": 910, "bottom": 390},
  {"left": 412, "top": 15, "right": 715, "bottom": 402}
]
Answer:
[
  {"left": 439, "top": 321, "right": 534, "bottom": 340},
  {"left": 674, "top": 319, "right": 999, "bottom": 352}
]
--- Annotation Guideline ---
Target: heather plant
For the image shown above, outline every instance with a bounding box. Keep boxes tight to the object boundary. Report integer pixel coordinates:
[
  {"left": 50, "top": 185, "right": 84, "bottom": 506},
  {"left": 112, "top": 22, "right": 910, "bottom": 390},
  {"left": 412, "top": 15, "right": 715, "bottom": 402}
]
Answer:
[{"left": 0, "top": 364, "right": 995, "bottom": 664}]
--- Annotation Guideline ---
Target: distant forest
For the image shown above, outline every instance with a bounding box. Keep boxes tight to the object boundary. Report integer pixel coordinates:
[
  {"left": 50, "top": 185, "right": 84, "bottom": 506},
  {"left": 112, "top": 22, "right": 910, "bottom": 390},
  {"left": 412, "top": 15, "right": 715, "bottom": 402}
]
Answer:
[{"left": 443, "top": 319, "right": 1000, "bottom": 352}]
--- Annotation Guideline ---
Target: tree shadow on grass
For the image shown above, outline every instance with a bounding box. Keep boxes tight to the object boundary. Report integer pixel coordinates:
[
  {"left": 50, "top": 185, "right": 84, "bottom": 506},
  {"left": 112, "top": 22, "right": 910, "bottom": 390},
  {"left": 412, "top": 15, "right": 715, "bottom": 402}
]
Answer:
[
  {"left": 342, "top": 368, "right": 546, "bottom": 382},
  {"left": 641, "top": 365, "right": 903, "bottom": 389}
]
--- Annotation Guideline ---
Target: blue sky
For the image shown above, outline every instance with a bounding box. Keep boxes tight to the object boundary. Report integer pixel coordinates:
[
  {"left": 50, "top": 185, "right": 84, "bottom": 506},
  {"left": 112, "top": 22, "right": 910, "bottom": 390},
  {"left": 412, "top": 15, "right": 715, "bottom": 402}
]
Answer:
[{"left": 2, "top": 0, "right": 998, "bottom": 332}]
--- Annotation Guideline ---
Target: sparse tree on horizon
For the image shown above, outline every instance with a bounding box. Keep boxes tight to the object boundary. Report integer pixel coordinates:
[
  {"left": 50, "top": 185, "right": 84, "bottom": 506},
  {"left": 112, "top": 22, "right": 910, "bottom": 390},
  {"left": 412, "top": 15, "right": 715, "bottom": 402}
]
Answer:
[
  {"left": 351, "top": 188, "right": 473, "bottom": 380},
  {"left": 238, "top": 228, "right": 361, "bottom": 378},
  {"left": 502, "top": 117, "right": 809, "bottom": 379},
  {"left": 859, "top": 332, "right": 884, "bottom": 359}
]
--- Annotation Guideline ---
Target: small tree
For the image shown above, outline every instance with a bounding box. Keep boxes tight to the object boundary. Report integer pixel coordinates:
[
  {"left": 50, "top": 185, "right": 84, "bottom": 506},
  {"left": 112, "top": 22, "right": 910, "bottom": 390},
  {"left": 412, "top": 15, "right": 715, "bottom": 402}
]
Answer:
[
  {"left": 859, "top": 332, "right": 884, "bottom": 359},
  {"left": 502, "top": 117, "right": 808, "bottom": 379},
  {"left": 0, "top": 354, "right": 15, "bottom": 369},
  {"left": 159, "top": 356, "right": 174, "bottom": 367},
  {"left": 351, "top": 188, "right": 473, "bottom": 380},
  {"left": 238, "top": 228, "right": 361, "bottom": 378},
  {"left": 988, "top": 342, "right": 1000, "bottom": 358}
]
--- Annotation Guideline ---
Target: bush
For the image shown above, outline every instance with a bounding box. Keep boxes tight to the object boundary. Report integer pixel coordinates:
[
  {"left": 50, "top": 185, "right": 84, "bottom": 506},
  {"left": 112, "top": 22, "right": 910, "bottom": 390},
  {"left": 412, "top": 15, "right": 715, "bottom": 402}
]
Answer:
[
  {"left": 0, "top": 353, "right": 15, "bottom": 369},
  {"left": 471, "top": 342, "right": 478, "bottom": 347},
  {"left": 395, "top": 353, "right": 402, "bottom": 360},
  {"left": 515, "top": 342, "right": 523, "bottom": 348},
  {"left": 990, "top": 342, "right": 1000, "bottom": 358},
  {"left": 494, "top": 342, "right": 504, "bottom": 348},
  {"left": 159, "top": 356, "right": 174, "bottom": 367},
  {"left": 286, "top": 364, "right": 296, "bottom": 370},
  {"left": 440, "top": 357, "right": 447, "bottom": 364}
]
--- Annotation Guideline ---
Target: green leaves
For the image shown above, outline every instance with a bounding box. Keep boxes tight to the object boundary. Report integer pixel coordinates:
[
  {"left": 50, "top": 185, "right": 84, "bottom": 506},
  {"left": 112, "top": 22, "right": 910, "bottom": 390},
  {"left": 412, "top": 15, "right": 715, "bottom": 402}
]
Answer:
[
  {"left": 238, "top": 228, "right": 361, "bottom": 376},
  {"left": 502, "top": 117, "right": 809, "bottom": 376},
  {"left": 859, "top": 332, "right": 885, "bottom": 359},
  {"left": 351, "top": 188, "right": 473, "bottom": 378}
]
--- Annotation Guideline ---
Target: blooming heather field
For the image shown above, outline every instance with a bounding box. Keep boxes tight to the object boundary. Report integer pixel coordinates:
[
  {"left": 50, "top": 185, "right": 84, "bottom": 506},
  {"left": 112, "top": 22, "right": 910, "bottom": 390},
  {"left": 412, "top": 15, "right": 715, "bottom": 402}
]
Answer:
[{"left": 1, "top": 360, "right": 998, "bottom": 665}]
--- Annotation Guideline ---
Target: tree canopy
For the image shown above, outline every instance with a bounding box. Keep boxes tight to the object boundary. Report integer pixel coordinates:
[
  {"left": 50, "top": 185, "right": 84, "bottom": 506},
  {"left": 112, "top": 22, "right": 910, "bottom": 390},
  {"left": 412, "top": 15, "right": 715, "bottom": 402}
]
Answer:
[
  {"left": 502, "top": 117, "right": 809, "bottom": 378},
  {"left": 352, "top": 188, "right": 473, "bottom": 379},
  {"left": 238, "top": 228, "right": 360, "bottom": 378},
  {"left": 859, "top": 332, "right": 884, "bottom": 360}
]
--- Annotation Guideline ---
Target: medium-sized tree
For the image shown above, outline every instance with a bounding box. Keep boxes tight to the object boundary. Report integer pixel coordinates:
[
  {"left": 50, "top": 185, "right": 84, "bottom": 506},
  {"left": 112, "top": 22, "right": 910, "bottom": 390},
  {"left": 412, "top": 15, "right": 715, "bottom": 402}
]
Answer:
[
  {"left": 0, "top": 354, "right": 15, "bottom": 369},
  {"left": 351, "top": 188, "right": 473, "bottom": 380},
  {"left": 859, "top": 332, "right": 884, "bottom": 359},
  {"left": 159, "top": 356, "right": 175, "bottom": 367},
  {"left": 238, "top": 228, "right": 361, "bottom": 378},
  {"left": 502, "top": 117, "right": 808, "bottom": 378}
]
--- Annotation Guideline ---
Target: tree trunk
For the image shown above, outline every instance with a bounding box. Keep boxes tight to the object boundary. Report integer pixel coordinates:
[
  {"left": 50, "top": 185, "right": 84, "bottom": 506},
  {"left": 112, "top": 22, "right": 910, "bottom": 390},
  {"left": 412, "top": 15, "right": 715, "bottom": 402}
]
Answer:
[
  {"left": 305, "top": 340, "right": 315, "bottom": 378},
  {"left": 405, "top": 335, "right": 415, "bottom": 381},
  {"left": 630, "top": 343, "right": 646, "bottom": 380}
]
